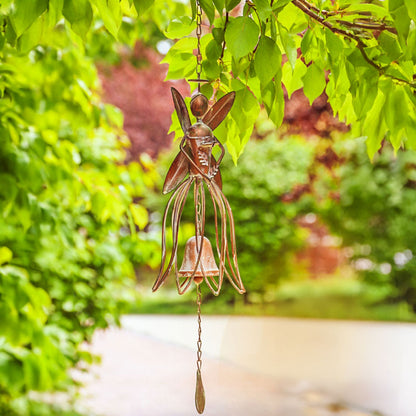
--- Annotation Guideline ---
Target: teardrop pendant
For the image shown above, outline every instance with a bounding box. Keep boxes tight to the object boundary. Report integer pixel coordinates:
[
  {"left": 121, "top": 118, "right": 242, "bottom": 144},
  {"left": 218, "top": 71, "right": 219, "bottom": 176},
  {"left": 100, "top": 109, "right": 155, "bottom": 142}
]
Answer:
[{"left": 195, "top": 368, "right": 205, "bottom": 414}]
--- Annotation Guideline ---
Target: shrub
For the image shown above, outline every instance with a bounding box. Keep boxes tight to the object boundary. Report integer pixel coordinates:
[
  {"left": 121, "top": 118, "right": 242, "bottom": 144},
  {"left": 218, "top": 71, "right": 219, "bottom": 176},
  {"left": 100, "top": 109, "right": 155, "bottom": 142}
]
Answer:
[
  {"left": 0, "top": 34, "right": 157, "bottom": 413},
  {"left": 317, "top": 138, "right": 416, "bottom": 312}
]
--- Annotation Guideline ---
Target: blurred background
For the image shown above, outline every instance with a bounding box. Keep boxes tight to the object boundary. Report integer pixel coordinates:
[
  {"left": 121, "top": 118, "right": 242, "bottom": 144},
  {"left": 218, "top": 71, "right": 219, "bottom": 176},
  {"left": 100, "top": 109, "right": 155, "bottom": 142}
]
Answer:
[{"left": 0, "top": 2, "right": 415, "bottom": 416}]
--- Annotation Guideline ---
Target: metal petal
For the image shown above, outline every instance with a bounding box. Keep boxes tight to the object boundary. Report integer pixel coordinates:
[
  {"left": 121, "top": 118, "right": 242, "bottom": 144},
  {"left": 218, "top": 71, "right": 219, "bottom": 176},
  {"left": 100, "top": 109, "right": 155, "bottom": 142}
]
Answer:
[
  {"left": 163, "top": 150, "right": 190, "bottom": 194},
  {"left": 171, "top": 87, "right": 191, "bottom": 133},
  {"left": 202, "top": 91, "right": 235, "bottom": 131}
]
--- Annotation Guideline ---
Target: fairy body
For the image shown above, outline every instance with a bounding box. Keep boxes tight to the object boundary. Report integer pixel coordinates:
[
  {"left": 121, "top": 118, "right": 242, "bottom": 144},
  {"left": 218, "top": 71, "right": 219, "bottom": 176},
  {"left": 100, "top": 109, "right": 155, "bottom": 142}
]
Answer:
[{"left": 153, "top": 88, "right": 245, "bottom": 296}]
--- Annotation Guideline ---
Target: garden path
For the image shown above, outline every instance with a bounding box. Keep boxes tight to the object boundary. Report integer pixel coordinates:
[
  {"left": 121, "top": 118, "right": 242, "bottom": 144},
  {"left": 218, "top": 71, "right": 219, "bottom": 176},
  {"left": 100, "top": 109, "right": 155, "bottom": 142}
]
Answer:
[{"left": 79, "top": 315, "right": 416, "bottom": 416}]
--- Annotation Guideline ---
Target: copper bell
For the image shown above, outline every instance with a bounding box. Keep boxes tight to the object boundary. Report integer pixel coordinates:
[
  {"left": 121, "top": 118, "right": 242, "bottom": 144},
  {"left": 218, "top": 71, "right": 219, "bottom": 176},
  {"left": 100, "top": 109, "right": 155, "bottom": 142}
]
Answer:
[{"left": 179, "top": 236, "right": 219, "bottom": 284}]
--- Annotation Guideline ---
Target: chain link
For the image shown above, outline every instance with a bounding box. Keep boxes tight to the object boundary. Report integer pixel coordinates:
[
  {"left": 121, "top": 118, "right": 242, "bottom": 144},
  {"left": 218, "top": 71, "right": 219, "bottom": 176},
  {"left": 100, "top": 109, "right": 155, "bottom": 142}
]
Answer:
[
  {"left": 196, "top": 0, "right": 203, "bottom": 92},
  {"left": 196, "top": 283, "right": 203, "bottom": 372},
  {"left": 196, "top": 181, "right": 202, "bottom": 237}
]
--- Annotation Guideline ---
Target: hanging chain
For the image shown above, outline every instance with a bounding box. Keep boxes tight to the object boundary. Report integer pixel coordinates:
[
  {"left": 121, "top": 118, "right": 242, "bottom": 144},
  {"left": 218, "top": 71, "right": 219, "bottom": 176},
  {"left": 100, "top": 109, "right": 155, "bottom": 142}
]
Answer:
[
  {"left": 196, "top": 0, "right": 203, "bottom": 92},
  {"left": 196, "top": 283, "right": 203, "bottom": 373},
  {"left": 196, "top": 181, "right": 203, "bottom": 237},
  {"left": 189, "top": 0, "right": 209, "bottom": 90}
]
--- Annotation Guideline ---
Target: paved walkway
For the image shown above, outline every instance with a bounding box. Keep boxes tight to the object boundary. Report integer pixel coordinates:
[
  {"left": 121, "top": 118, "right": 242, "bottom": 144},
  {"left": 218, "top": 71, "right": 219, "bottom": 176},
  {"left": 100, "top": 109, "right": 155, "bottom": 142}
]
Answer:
[{"left": 77, "top": 315, "right": 415, "bottom": 416}]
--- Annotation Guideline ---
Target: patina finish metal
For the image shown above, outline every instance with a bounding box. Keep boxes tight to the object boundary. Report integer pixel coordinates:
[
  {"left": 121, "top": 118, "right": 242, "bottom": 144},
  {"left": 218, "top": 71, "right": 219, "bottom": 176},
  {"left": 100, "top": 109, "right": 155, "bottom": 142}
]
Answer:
[{"left": 152, "top": 87, "right": 245, "bottom": 296}]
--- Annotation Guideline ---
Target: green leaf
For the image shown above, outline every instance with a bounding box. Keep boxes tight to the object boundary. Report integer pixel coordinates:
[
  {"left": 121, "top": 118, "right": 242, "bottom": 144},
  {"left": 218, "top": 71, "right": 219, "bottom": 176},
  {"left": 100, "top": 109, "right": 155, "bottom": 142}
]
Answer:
[
  {"left": 212, "top": 27, "right": 224, "bottom": 44},
  {"left": 62, "top": 0, "right": 93, "bottom": 40},
  {"left": 343, "top": 3, "right": 388, "bottom": 19},
  {"left": 269, "top": 79, "right": 284, "bottom": 127},
  {"left": 384, "top": 84, "right": 407, "bottom": 132},
  {"left": 199, "top": 0, "right": 215, "bottom": 25},
  {"left": 48, "top": 0, "right": 64, "bottom": 27},
  {"left": 206, "top": 39, "right": 222, "bottom": 60},
  {"left": 363, "top": 89, "right": 387, "bottom": 158},
  {"left": 275, "top": 1, "right": 306, "bottom": 31},
  {"left": 254, "top": 36, "right": 281, "bottom": 86},
  {"left": 225, "top": 16, "right": 259, "bottom": 59},
  {"left": 325, "top": 28, "right": 343, "bottom": 61},
  {"left": 17, "top": 14, "right": 45, "bottom": 53},
  {"left": 378, "top": 31, "right": 402, "bottom": 61},
  {"left": 130, "top": 204, "right": 148, "bottom": 229},
  {"left": 404, "top": 0, "right": 416, "bottom": 21},
  {"left": 279, "top": 25, "right": 297, "bottom": 69},
  {"left": 389, "top": 0, "right": 410, "bottom": 42},
  {"left": 225, "top": 0, "right": 240, "bottom": 12},
  {"left": 282, "top": 59, "right": 306, "bottom": 98},
  {"left": 202, "top": 59, "right": 221, "bottom": 79},
  {"left": 213, "top": 0, "right": 224, "bottom": 13},
  {"left": 229, "top": 86, "right": 260, "bottom": 162},
  {"left": 191, "top": 0, "right": 197, "bottom": 19},
  {"left": 133, "top": 0, "right": 154, "bottom": 14},
  {"left": 254, "top": 0, "right": 272, "bottom": 21},
  {"left": 352, "top": 74, "right": 378, "bottom": 120},
  {"left": 162, "top": 37, "right": 197, "bottom": 80},
  {"left": 165, "top": 17, "right": 196, "bottom": 39},
  {"left": 91, "top": 0, "right": 122, "bottom": 39},
  {"left": 11, "top": 0, "right": 48, "bottom": 37},
  {"left": 302, "top": 63, "right": 326, "bottom": 105},
  {"left": 0, "top": 247, "right": 12, "bottom": 265}
]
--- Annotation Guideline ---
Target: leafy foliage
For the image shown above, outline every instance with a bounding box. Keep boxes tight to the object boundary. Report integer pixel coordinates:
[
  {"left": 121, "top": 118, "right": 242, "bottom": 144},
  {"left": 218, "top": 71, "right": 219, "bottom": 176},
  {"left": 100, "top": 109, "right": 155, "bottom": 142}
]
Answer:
[
  {"left": 0, "top": 1, "right": 163, "bottom": 412},
  {"left": 317, "top": 138, "right": 416, "bottom": 312},
  {"left": 160, "top": 0, "right": 416, "bottom": 160},
  {"left": 2, "top": 0, "right": 415, "bottom": 160}
]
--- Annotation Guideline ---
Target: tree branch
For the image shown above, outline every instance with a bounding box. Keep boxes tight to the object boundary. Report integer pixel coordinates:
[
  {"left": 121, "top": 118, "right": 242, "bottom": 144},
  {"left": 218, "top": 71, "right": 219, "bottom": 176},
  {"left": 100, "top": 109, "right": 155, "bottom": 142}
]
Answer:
[
  {"left": 220, "top": 12, "right": 229, "bottom": 61},
  {"left": 291, "top": 0, "right": 416, "bottom": 89}
]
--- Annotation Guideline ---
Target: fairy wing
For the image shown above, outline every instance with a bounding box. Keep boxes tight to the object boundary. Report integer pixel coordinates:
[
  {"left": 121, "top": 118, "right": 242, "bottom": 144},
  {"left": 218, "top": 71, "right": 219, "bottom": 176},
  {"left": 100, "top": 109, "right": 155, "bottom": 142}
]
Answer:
[
  {"left": 163, "top": 149, "right": 190, "bottom": 194},
  {"left": 171, "top": 87, "right": 191, "bottom": 134},
  {"left": 202, "top": 91, "right": 235, "bottom": 131}
]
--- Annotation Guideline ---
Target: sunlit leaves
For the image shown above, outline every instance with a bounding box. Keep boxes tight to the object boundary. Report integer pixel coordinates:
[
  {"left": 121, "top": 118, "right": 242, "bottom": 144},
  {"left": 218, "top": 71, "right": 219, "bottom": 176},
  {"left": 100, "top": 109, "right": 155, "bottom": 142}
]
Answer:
[
  {"left": 62, "top": 0, "right": 93, "bottom": 39},
  {"left": 363, "top": 89, "right": 387, "bottom": 158},
  {"left": 279, "top": 25, "right": 297, "bottom": 69},
  {"left": 0, "top": 9, "right": 160, "bottom": 404},
  {"left": 212, "top": 0, "right": 224, "bottom": 13},
  {"left": 165, "top": 16, "right": 196, "bottom": 39},
  {"left": 302, "top": 63, "right": 326, "bottom": 105},
  {"left": 253, "top": 0, "right": 272, "bottom": 22},
  {"left": 225, "top": 16, "right": 259, "bottom": 59},
  {"left": 133, "top": 0, "right": 154, "bottom": 14},
  {"left": 389, "top": 0, "right": 410, "bottom": 42},
  {"left": 130, "top": 203, "right": 149, "bottom": 229},
  {"left": 216, "top": 85, "right": 261, "bottom": 163},
  {"left": 282, "top": 60, "right": 306, "bottom": 99},
  {"left": 378, "top": 31, "right": 402, "bottom": 61},
  {"left": 225, "top": 0, "right": 240, "bottom": 12},
  {"left": 162, "top": 37, "right": 197, "bottom": 80},
  {"left": 0, "top": 247, "right": 12, "bottom": 265},
  {"left": 91, "top": 0, "right": 122, "bottom": 39},
  {"left": 10, "top": 0, "right": 48, "bottom": 37},
  {"left": 254, "top": 36, "right": 281, "bottom": 87},
  {"left": 199, "top": 0, "right": 215, "bottom": 24}
]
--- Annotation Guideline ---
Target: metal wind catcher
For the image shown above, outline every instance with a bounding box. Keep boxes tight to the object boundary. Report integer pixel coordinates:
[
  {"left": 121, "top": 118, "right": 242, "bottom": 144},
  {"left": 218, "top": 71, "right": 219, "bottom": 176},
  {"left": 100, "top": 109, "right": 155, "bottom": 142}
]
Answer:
[{"left": 152, "top": 3, "right": 245, "bottom": 414}]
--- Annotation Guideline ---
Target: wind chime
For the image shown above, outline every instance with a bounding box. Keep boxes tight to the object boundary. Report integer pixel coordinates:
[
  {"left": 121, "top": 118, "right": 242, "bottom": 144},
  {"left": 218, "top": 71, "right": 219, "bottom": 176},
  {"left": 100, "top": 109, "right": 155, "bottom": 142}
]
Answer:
[{"left": 152, "top": 2, "right": 245, "bottom": 413}]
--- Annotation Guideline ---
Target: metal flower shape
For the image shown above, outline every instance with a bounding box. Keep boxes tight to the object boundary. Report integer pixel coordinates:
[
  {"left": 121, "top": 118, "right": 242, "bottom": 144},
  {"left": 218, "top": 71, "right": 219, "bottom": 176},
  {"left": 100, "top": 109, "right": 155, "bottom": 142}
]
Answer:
[{"left": 152, "top": 88, "right": 245, "bottom": 296}]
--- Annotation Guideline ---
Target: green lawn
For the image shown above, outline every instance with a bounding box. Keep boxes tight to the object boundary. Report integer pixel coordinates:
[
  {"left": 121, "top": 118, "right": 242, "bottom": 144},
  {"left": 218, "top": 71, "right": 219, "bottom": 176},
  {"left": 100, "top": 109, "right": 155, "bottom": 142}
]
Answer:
[{"left": 132, "top": 277, "right": 416, "bottom": 322}]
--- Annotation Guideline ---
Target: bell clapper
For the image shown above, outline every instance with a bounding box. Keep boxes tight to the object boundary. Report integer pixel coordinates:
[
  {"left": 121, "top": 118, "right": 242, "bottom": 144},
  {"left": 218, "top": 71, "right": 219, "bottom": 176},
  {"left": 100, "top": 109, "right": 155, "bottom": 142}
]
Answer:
[{"left": 195, "top": 282, "right": 206, "bottom": 414}]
